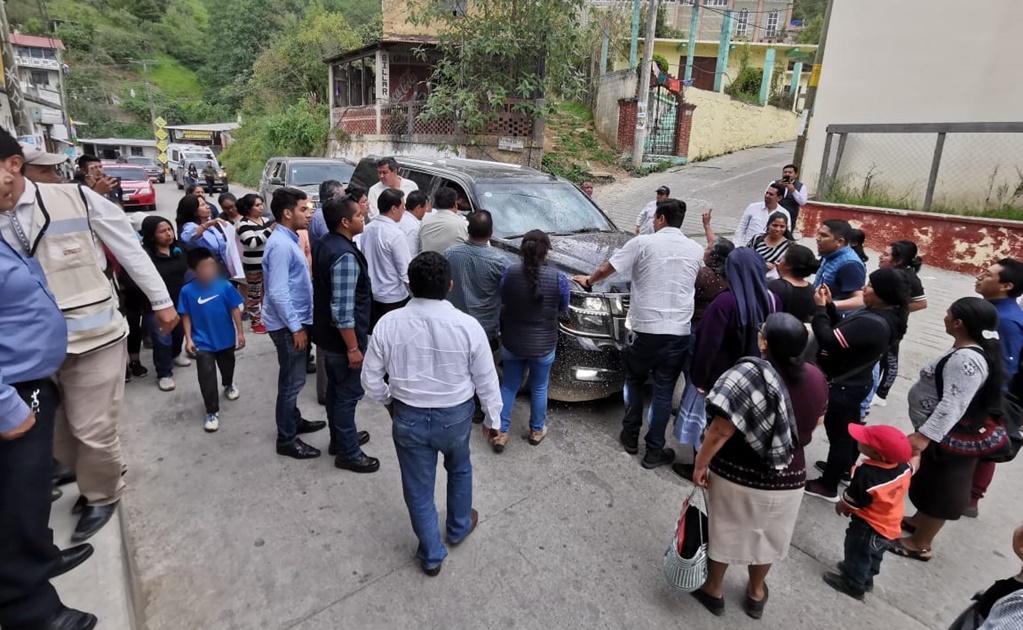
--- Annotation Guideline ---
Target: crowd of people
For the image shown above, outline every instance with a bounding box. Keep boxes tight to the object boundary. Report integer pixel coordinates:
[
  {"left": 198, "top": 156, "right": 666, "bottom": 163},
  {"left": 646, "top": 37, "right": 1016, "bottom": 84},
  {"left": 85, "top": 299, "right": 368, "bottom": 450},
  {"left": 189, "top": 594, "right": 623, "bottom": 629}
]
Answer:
[{"left": 1, "top": 137, "right": 1021, "bottom": 628}]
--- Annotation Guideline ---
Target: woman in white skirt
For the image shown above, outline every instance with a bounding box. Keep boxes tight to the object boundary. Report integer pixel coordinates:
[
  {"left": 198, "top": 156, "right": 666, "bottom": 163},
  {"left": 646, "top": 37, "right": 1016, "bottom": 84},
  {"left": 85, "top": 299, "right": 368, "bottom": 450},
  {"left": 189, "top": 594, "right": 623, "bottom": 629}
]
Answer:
[{"left": 692, "top": 313, "right": 829, "bottom": 619}]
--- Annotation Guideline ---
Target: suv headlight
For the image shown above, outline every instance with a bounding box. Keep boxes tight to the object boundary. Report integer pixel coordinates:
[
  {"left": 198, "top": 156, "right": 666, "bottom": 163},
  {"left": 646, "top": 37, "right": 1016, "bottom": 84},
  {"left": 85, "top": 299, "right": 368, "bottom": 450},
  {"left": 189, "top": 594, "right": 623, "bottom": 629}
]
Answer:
[
  {"left": 563, "top": 291, "right": 612, "bottom": 337},
  {"left": 217, "top": 170, "right": 226, "bottom": 178}
]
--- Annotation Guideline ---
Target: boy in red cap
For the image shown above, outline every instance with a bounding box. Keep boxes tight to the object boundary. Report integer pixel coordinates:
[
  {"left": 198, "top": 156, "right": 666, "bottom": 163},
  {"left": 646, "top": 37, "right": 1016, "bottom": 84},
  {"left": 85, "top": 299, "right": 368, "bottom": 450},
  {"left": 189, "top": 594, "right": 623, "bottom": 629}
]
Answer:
[{"left": 823, "top": 424, "right": 915, "bottom": 600}]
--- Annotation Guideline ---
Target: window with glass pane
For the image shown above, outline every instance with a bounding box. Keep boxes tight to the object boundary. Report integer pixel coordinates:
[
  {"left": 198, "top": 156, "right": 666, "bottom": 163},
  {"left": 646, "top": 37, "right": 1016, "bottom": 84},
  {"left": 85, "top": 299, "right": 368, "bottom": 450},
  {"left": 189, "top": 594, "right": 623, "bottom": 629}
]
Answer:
[
  {"left": 766, "top": 9, "right": 779, "bottom": 36},
  {"left": 735, "top": 8, "right": 749, "bottom": 36}
]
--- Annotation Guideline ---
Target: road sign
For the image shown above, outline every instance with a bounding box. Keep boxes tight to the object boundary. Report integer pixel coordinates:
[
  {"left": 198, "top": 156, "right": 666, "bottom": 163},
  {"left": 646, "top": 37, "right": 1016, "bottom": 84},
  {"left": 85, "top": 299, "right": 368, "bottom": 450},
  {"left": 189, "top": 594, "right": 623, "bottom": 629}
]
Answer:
[
  {"left": 156, "top": 140, "right": 168, "bottom": 151},
  {"left": 155, "top": 128, "right": 168, "bottom": 140},
  {"left": 153, "top": 116, "right": 167, "bottom": 128},
  {"left": 157, "top": 153, "right": 168, "bottom": 164}
]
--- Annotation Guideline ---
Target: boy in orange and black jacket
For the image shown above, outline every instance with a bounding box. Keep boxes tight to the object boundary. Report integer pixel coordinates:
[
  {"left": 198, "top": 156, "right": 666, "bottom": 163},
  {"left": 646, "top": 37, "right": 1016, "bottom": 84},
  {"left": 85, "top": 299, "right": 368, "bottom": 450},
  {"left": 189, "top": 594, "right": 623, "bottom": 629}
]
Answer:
[{"left": 823, "top": 424, "right": 915, "bottom": 600}]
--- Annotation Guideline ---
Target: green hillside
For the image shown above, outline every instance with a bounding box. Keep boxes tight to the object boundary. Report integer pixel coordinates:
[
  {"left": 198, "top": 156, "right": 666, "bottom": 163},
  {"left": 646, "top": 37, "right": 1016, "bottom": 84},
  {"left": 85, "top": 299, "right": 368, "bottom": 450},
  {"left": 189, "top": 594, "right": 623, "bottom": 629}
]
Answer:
[{"left": 7, "top": 0, "right": 381, "bottom": 139}]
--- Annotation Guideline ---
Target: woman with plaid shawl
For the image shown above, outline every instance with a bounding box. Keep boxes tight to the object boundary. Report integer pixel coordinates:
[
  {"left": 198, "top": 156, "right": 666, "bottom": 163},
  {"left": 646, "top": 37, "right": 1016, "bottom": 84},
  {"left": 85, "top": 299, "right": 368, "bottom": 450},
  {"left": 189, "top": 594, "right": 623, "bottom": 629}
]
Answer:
[{"left": 690, "top": 313, "right": 829, "bottom": 619}]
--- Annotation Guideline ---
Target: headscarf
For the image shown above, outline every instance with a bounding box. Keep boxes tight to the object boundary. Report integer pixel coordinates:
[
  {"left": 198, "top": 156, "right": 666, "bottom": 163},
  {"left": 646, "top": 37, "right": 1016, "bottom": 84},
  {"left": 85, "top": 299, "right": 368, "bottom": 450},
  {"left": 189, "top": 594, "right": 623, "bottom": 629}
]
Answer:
[{"left": 726, "top": 247, "right": 775, "bottom": 355}]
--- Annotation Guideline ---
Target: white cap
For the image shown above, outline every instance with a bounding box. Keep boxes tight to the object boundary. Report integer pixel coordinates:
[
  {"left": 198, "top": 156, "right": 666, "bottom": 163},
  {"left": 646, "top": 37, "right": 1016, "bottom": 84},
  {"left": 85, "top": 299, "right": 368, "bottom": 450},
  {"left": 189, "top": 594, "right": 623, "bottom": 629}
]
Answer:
[{"left": 20, "top": 142, "right": 68, "bottom": 166}]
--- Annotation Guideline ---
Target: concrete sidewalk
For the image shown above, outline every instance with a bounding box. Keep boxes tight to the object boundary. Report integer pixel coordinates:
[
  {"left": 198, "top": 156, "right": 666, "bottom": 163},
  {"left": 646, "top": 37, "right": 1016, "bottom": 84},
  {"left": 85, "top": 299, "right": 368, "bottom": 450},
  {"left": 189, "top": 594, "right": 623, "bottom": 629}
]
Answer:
[{"left": 51, "top": 148, "right": 1023, "bottom": 629}]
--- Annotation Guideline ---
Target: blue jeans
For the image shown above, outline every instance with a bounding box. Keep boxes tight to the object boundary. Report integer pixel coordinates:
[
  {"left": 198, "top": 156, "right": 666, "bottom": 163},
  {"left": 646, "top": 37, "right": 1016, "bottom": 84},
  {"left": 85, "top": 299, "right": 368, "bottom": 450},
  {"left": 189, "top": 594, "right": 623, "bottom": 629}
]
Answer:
[
  {"left": 840, "top": 517, "right": 889, "bottom": 591},
  {"left": 622, "top": 333, "right": 690, "bottom": 453},
  {"left": 392, "top": 399, "right": 475, "bottom": 570},
  {"left": 323, "top": 350, "right": 365, "bottom": 460},
  {"left": 269, "top": 327, "right": 309, "bottom": 444},
  {"left": 859, "top": 362, "right": 881, "bottom": 418},
  {"left": 499, "top": 347, "right": 556, "bottom": 433},
  {"left": 145, "top": 315, "right": 184, "bottom": 378}
]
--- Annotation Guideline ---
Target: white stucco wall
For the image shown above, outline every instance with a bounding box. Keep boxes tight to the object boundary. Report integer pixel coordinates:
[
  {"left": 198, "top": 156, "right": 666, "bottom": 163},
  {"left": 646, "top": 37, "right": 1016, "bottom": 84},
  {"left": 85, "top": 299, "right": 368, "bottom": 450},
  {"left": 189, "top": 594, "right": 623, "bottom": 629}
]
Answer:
[
  {"left": 801, "top": 0, "right": 1023, "bottom": 210},
  {"left": 687, "top": 88, "right": 801, "bottom": 161}
]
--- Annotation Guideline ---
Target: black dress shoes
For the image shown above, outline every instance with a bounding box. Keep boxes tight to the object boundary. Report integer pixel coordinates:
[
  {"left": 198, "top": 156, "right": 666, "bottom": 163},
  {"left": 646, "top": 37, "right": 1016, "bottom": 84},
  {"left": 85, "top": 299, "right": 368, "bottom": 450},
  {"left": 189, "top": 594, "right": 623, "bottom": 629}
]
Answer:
[
  {"left": 52, "top": 487, "right": 63, "bottom": 502},
  {"left": 334, "top": 453, "right": 380, "bottom": 473},
  {"left": 276, "top": 438, "right": 321, "bottom": 459},
  {"left": 72, "top": 495, "right": 87, "bottom": 515},
  {"left": 17, "top": 606, "right": 98, "bottom": 630},
  {"left": 328, "top": 431, "right": 371, "bottom": 455},
  {"left": 50, "top": 544, "right": 95, "bottom": 579},
  {"left": 71, "top": 503, "right": 118, "bottom": 543},
  {"left": 296, "top": 418, "right": 327, "bottom": 434},
  {"left": 53, "top": 468, "right": 76, "bottom": 487}
]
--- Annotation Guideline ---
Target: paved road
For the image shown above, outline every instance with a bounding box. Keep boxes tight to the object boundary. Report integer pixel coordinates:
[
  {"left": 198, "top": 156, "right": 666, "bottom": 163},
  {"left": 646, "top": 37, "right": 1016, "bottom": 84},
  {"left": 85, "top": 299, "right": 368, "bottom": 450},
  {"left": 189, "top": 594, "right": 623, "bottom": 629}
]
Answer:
[{"left": 52, "top": 148, "right": 1022, "bottom": 629}]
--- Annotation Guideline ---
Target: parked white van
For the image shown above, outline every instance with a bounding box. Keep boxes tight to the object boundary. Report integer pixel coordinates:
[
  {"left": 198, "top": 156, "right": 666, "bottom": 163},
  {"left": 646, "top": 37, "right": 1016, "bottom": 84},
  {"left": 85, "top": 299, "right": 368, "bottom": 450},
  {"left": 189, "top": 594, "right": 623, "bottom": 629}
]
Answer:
[{"left": 167, "top": 144, "right": 217, "bottom": 185}]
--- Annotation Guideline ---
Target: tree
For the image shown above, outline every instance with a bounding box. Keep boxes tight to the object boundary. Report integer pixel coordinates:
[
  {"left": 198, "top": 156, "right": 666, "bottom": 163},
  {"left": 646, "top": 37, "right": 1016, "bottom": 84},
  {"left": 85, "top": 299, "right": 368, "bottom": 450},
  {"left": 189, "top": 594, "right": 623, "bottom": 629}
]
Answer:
[
  {"left": 248, "top": 5, "right": 362, "bottom": 113},
  {"left": 796, "top": 14, "right": 822, "bottom": 44},
  {"left": 407, "top": 0, "right": 587, "bottom": 132}
]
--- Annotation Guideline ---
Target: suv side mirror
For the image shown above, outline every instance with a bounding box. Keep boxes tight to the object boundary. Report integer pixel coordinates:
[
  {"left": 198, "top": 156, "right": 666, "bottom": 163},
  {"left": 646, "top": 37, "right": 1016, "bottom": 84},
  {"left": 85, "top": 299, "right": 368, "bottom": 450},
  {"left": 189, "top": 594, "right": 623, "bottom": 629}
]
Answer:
[{"left": 270, "top": 177, "right": 284, "bottom": 186}]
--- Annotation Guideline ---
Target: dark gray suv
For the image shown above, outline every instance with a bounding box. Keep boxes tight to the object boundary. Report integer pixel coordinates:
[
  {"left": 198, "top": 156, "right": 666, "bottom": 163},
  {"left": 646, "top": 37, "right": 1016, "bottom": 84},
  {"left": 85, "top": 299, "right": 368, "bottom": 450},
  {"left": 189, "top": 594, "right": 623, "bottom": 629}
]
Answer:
[{"left": 350, "top": 155, "right": 634, "bottom": 402}]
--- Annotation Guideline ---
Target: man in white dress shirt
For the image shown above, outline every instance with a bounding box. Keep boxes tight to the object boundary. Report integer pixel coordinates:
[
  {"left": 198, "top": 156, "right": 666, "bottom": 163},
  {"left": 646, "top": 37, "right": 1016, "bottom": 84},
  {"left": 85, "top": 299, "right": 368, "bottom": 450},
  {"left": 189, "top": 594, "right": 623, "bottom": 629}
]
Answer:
[
  {"left": 733, "top": 182, "right": 791, "bottom": 246},
  {"left": 360, "top": 188, "right": 413, "bottom": 331},
  {"left": 573, "top": 199, "right": 703, "bottom": 470},
  {"left": 362, "top": 251, "right": 502, "bottom": 577},
  {"left": 367, "top": 157, "right": 418, "bottom": 222},
  {"left": 635, "top": 185, "right": 669, "bottom": 235},
  {"left": 398, "top": 189, "right": 430, "bottom": 257}
]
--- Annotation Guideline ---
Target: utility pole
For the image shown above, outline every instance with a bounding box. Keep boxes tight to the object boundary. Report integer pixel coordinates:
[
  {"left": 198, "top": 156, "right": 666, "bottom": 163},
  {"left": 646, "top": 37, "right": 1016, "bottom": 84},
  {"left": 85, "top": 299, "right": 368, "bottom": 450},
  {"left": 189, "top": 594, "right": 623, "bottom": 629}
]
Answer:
[
  {"left": 632, "top": 0, "right": 659, "bottom": 169},
  {"left": 131, "top": 59, "right": 158, "bottom": 133},
  {"left": 792, "top": 0, "right": 834, "bottom": 172},
  {"left": 0, "top": 0, "right": 33, "bottom": 136}
]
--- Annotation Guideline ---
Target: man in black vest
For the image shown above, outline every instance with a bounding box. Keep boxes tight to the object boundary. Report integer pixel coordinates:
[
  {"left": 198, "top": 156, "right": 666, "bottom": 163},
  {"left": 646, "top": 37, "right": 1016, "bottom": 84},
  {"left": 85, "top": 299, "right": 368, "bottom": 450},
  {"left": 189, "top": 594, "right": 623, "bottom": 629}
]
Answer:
[{"left": 311, "top": 195, "right": 379, "bottom": 473}]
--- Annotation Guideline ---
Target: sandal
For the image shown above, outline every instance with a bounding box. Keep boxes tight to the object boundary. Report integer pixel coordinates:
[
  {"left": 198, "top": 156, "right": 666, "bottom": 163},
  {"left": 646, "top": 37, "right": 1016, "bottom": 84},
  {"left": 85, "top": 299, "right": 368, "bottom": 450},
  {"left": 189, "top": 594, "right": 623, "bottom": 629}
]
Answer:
[{"left": 887, "top": 538, "right": 932, "bottom": 562}]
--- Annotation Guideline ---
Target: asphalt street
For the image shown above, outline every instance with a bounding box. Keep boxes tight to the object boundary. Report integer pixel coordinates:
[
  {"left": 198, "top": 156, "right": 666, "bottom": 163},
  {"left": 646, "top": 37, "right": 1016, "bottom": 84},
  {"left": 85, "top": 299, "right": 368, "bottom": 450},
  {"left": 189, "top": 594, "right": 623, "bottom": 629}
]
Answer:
[{"left": 48, "top": 145, "right": 1023, "bottom": 629}]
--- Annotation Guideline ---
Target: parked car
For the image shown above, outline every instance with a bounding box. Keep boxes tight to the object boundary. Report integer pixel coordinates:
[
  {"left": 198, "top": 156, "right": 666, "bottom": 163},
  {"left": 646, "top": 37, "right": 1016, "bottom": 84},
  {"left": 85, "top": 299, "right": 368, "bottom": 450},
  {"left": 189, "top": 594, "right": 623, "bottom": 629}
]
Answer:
[
  {"left": 258, "top": 157, "right": 356, "bottom": 213},
  {"left": 350, "top": 155, "right": 633, "bottom": 402},
  {"left": 176, "top": 158, "right": 229, "bottom": 193},
  {"left": 102, "top": 164, "right": 156, "bottom": 212},
  {"left": 117, "top": 156, "right": 165, "bottom": 183}
]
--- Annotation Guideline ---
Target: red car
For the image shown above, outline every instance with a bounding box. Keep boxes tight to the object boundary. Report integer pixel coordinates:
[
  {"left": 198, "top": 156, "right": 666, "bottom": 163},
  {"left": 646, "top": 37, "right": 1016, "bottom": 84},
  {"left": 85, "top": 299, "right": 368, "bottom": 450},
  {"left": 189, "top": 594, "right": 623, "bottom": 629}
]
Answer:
[{"left": 102, "top": 164, "right": 157, "bottom": 212}]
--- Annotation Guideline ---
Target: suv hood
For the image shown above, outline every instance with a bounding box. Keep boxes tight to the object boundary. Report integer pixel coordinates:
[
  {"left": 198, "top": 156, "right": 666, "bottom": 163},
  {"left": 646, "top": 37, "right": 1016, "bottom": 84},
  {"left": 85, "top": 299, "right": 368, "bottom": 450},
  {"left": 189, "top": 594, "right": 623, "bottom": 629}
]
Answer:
[
  {"left": 295, "top": 184, "right": 320, "bottom": 203},
  {"left": 494, "top": 230, "right": 633, "bottom": 293}
]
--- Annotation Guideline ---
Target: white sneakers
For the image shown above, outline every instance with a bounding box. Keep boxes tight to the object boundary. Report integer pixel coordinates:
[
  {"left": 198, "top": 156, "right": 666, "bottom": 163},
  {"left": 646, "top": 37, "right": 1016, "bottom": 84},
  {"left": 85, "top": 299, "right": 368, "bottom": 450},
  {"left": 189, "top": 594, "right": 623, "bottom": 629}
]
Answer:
[
  {"left": 158, "top": 377, "right": 175, "bottom": 392},
  {"left": 225, "top": 385, "right": 240, "bottom": 401},
  {"left": 173, "top": 355, "right": 192, "bottom": 367},
  {"left": 870, "top": 397, "right": 888, "bottom": 408},
  {"left": 204, "top": 413, "right": 220, "bottom": 433}
]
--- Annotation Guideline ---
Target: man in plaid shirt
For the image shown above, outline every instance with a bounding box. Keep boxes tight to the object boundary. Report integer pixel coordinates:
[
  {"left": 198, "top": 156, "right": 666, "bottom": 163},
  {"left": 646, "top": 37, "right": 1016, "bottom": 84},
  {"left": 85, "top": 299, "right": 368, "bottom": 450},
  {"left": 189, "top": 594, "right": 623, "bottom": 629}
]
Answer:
[{"left": 311, "top": 195, "right": 379, "bottom": 474}]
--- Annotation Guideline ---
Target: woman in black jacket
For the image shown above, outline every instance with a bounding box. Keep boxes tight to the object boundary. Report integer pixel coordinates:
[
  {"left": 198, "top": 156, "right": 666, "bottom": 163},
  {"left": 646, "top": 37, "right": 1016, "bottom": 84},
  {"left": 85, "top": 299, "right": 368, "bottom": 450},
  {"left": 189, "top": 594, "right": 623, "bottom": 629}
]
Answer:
[
  {"left": 140, "top": 216, "right": 190, "bottom": 392},
  {"left": 492, "top": 230, "right": 570, "bottom": 452}
]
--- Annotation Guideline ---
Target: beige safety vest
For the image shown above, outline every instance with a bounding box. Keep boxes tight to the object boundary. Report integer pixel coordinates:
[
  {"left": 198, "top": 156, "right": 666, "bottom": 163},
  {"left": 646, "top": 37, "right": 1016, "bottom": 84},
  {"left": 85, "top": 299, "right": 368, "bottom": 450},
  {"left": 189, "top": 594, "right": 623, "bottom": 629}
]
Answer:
[{"left": 31, "top": 184, "right": 127, "bottom": 355}]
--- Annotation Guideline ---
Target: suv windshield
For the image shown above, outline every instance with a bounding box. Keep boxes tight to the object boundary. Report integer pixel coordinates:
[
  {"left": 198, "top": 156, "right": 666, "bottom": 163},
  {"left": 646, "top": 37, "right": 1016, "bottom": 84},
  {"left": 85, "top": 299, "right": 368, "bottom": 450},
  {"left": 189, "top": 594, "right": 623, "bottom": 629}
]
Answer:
[
  {"left": 476, "top": 181, "right": 616, "bottom": 238},
  {"left": 185, "top": 154, "right": 215, "bottom": 165},
  {"left": 290, "top": 162, "right": 354, "bottom": 187},
  {"left": 105, "top": 166, "right": 148, "bottom": 181}
]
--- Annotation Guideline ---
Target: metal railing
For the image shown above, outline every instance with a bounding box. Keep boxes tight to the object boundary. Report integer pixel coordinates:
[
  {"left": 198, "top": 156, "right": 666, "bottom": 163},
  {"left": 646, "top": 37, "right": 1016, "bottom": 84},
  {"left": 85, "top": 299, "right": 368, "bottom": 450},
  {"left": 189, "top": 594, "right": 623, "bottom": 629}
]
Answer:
[{"left": 817, "top": 122, "right": 1023, "bottom": 212}]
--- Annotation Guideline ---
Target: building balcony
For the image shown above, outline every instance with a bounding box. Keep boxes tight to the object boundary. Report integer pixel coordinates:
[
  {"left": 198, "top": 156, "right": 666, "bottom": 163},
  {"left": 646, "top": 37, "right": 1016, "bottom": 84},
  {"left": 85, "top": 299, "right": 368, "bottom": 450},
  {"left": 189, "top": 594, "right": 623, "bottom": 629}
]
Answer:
[
  {"left": 15, "top": 56, "right": 60, "bottom": 71},
  {"left": 22, "top": 83, "right": 62, "bottom": 108},
  {"left": 331, "top": 101, "right": 534, "bottom": 138}
]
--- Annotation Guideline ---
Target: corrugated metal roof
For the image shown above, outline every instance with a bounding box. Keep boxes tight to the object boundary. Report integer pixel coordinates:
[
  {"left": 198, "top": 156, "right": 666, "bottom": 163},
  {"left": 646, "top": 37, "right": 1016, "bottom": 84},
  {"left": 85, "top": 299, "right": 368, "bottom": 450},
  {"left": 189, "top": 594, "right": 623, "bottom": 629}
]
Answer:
[{"left": 10, "top": 33, "right": 65, "bottom": 50}]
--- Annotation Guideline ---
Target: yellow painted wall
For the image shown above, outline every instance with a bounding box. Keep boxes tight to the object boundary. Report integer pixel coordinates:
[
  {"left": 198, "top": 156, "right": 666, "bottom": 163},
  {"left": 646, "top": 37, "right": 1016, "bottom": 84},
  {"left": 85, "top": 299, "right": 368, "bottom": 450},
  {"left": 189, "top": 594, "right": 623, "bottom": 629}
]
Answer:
[
  {"left": 685, "top": 88, "right": 801, "bottom": 161},
  {"left": 611, "top": 40, "right": 815, "bottom": 96}
]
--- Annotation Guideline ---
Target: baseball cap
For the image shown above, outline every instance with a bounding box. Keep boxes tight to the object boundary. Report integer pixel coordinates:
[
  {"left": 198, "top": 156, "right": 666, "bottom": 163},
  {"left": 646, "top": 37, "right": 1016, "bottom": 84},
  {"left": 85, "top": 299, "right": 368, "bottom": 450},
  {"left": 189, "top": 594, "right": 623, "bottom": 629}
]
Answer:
[
  {"left": 20, "top": 143, "right": 68, "bottom": 166},
  {"left": 848, "top": 424, "right": 912, "bottom": 464},
  {"left": 656, "top": 186, "right": 670, "bottom": 196}
]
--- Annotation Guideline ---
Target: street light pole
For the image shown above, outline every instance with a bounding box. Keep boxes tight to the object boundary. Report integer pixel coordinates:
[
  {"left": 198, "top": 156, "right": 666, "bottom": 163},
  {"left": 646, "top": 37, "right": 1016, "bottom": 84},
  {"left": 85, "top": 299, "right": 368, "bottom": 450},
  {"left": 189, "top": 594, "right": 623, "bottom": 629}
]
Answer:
[
  {"left": 792, "top": 0, "right": 835, "bottom": 172},
  {"left": 632, "top": 0, "right": 659, "bottom": 170}
]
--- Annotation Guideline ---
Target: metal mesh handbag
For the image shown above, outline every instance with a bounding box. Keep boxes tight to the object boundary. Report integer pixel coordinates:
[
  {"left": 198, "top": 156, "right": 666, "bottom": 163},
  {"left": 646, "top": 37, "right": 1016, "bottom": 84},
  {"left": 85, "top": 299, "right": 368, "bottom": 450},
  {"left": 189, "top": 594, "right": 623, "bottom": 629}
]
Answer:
[{"left": 662, "top": 486, "right": 708, "bottom": 592}]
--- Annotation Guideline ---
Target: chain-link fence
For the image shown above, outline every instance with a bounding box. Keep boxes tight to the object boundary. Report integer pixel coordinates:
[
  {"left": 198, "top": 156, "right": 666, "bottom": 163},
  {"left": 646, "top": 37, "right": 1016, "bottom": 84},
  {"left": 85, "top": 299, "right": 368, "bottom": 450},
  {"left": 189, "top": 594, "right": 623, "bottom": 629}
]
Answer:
[{"left": 815, "top": 123, "right": 1023, "bottom": 217}]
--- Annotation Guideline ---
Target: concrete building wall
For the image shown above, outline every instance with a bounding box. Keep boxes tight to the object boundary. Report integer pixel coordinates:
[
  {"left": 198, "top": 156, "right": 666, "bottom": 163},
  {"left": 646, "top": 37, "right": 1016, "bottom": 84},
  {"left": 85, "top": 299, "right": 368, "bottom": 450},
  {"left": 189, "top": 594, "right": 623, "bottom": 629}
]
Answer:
[
  {"left": 593, "top": 68, "right": 638, "bottom": 148},
  {"left": 667, "top": 0, "right": 792, "bottom": 42},
  {"left": 686, "top": 87, "right": 800, "bottom": 160},
  {"left": 801, "top": 0, "right": 1023, "bottom": 209}
]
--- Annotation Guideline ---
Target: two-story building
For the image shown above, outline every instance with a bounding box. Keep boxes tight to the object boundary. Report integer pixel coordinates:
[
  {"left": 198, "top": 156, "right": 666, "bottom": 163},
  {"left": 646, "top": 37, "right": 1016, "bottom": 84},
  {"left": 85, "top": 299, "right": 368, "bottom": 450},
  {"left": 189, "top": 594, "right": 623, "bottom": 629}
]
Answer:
[{"left": 10, "top": 33, "right": 70, "bottom": 150}]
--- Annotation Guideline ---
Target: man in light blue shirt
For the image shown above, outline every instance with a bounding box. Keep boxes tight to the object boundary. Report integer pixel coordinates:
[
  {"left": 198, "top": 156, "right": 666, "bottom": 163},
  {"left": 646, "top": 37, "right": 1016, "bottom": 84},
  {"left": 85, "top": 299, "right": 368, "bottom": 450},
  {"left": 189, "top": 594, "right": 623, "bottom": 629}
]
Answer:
[
  {"left": 263, "top": 187, "right": 326, "bottom": 459},
  {"left": 0, "top": 237, "right": 98, "bottom": 628}
]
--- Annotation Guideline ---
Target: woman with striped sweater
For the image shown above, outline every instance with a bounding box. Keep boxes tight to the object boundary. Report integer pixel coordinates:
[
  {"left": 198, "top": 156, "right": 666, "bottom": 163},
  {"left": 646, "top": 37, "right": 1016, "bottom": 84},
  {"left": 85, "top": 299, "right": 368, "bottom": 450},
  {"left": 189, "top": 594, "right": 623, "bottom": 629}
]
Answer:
[{"left": 236, "top": 194, "right": 273, "bottom": 333}]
